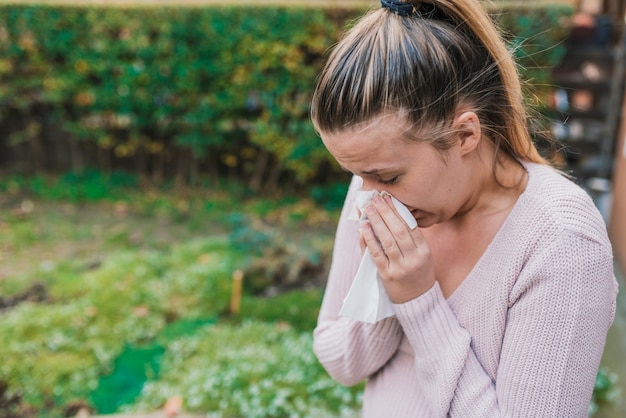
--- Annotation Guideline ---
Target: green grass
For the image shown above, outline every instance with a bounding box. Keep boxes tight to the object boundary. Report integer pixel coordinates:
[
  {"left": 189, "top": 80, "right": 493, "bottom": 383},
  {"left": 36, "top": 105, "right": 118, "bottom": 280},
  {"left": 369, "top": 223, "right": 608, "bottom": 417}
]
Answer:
[
  {"left": 0, "top": 174, "right": 354, "bottom": 417},
  {"left": 124, "top": 320, "right": 362, "bottom": 418}
]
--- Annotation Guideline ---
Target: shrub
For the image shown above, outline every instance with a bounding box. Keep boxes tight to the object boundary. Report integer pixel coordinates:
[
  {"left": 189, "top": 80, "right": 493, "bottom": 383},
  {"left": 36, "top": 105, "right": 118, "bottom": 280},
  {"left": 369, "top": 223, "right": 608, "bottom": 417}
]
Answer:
[{"left": 0, "top": 3, "right": 572, "bottom": 190}]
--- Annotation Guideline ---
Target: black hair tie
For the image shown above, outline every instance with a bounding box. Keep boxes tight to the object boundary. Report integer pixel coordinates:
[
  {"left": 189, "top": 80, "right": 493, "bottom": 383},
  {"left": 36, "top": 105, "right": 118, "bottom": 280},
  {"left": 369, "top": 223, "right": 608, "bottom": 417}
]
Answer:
[{"left": 380, "top": 0, "right": 415, "bottom": 17}]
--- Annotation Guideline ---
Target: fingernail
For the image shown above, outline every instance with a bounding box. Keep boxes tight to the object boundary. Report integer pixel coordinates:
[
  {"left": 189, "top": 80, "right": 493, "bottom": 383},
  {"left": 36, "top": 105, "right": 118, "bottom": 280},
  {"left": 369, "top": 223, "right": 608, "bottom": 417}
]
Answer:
[
  {"left": 372, "top": 195, "right": 383, "bottom": 205},
  {"left": 365, "top": 204, "right": 376, "bottom": 215}
]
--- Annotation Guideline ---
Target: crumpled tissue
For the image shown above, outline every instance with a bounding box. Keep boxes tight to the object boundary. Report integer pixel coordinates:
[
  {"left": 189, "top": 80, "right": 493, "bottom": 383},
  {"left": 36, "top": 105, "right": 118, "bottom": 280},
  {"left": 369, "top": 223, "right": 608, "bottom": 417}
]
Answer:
[{"left": 339, "top": 190, "right": 418, "bottom": 323}]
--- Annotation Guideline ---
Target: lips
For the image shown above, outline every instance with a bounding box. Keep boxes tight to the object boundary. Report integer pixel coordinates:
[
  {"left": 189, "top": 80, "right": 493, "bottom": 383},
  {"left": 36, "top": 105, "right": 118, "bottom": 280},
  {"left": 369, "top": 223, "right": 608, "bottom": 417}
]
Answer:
[{"left": 411, "top": 209, "right": 429, "bottom": 222}]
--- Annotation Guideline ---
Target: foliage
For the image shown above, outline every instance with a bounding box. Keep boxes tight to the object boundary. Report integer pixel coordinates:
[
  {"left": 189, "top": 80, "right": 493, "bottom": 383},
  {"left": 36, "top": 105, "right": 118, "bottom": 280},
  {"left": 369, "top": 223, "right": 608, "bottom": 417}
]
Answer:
[
  {"left": 495, "top": 4, "right": 573, "bottom": 86},
  {"left": 590, "top": 367, "right": 620, "bottom": 416},
  {"left": 0, "top": 236, "right": 239, "bottom": 414},
  {"left": 0, "top": 170, "right": 338, "bottom": 230},
  {"left": 90, "top": 317, "right": 217, "bottom": 414},
  {"left": 226, "top": 212, "right": 277, "bottom": 257},
  {"left": 0, "top": 3, "right": 573, "bottom": 190},
  {"left": 0, "top": 231, "right": 344, "bottom": 416},
  {"left": 12, "top": 169, "right": 138, "bottom": 201},
  {"left": 0, "top": 182, "right": 345, "bottom": 417},
  {"left": 239, "top": 289, "right": 323, "bottom": 333},
  {"left": 310, "top": 180, "right": 351, "bottom": 212},
  {"left": 124, "top": 320, "right": 362, "bottom": 418},
  {"left": 226, "top": 209, "right": 333, "bottom": 295},
  {"left": 0, "top": 4, "right": 345, "bottom": 189}
]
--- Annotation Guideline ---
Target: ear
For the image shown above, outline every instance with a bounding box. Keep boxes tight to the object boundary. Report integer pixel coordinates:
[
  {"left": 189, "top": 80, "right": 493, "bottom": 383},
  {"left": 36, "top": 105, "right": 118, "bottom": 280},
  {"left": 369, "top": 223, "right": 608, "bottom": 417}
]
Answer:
[{"left": 453, "top": 111, "right": 481, "bottom": 156}]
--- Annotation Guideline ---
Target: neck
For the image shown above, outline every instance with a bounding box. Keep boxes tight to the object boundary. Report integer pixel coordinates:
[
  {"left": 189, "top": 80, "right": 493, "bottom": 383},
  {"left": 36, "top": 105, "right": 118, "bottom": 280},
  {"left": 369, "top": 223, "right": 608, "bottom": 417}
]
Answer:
[{"left": 454, "top": 153, "right": 527, "bottom": 226}]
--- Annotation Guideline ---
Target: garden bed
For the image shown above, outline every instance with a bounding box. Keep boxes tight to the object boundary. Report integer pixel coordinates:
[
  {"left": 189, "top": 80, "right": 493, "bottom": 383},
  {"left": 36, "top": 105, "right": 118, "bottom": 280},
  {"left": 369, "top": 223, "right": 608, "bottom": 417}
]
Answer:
[{"left": 0, "top": 174, "right": 361, "bottom": 417}]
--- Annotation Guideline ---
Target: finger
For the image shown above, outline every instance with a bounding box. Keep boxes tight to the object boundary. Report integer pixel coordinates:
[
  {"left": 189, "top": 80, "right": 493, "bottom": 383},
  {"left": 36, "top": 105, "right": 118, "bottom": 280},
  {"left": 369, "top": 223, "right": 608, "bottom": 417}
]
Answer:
[
  {"left": 364, "top": 200, "right": 402, "bottom": 260},
  {"left": 380, "top": 194, "right": 415, "bottom": 242},
  {"left": 359, "top": 222, "right": 388, "bottom": 263},
  {"left": 379, "top": 193, "right": 427, "bottom": 249},
  {"left": 370, "top": 195, "right": 415, "bottom": 256}
]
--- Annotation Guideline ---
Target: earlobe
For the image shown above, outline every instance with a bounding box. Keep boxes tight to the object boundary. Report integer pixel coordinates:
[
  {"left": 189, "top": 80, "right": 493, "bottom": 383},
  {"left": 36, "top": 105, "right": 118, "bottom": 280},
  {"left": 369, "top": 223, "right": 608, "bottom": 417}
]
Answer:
[{"left": 454, "top": 111, "right": 481, "bottom": 155}]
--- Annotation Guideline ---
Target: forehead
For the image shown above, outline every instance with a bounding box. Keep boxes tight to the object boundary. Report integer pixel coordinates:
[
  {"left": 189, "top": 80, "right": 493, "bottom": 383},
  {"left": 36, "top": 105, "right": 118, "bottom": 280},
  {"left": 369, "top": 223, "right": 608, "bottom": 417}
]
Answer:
[
  {"left": 321, "top": 113, "right": 411, "bottom": 146},
  {"left": 320, "top": 114, "right": 419, "bottom": 173}
]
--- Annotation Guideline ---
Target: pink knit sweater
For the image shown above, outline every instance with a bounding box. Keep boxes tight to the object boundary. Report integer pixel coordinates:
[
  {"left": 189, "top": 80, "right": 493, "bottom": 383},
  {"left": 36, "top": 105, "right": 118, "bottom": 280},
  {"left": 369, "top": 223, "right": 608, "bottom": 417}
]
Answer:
[{"left": 313, "top": 162, "right": 618, "bottom": 417}]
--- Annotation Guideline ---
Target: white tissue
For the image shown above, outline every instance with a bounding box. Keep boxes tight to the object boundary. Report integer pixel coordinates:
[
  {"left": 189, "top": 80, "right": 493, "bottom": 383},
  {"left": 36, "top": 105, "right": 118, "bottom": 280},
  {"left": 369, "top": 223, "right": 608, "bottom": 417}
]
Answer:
[{"left": 340, "top": 190, "right": 417, "bottom": 323}]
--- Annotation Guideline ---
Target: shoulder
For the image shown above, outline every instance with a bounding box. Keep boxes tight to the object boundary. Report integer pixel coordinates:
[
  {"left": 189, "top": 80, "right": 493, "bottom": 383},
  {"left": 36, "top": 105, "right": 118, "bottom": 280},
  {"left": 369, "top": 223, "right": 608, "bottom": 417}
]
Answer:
[
  {"left": 507, "top": 163, "right": 617, "bottom": 306},
  {"left": 518, "top": 162, "right": 612, "bottom": 251}
]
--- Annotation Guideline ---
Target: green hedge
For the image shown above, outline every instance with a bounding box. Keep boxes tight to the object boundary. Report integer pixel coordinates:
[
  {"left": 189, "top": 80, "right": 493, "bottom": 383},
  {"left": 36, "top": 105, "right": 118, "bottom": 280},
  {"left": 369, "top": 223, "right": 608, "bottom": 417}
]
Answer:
[{"left": 0, "top": 3, "right": 572, "bottom": 190}]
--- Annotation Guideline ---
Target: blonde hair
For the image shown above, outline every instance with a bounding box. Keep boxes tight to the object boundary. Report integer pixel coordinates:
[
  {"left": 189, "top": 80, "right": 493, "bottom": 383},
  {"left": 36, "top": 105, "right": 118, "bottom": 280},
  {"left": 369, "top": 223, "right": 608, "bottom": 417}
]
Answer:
[{"left": 311, "top": 0, "right": 548, "bottom": 165}]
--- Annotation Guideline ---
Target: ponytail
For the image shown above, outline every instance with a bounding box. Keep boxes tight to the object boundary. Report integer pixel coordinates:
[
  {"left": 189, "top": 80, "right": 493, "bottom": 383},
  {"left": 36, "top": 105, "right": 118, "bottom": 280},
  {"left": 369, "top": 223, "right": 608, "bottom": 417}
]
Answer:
[
  {"left": 415, "top": 0, "right": 547, "bottom": 163},
  {"left": 311, "top": 0, "right": 549, "bottom": 165}
]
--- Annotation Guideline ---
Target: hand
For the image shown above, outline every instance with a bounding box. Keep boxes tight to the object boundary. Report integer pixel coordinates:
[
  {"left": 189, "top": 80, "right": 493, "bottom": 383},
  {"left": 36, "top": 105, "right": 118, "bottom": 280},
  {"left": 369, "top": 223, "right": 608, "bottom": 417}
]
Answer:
[{"left": 360, "top": 193, "right": 435, "bottom": 304}]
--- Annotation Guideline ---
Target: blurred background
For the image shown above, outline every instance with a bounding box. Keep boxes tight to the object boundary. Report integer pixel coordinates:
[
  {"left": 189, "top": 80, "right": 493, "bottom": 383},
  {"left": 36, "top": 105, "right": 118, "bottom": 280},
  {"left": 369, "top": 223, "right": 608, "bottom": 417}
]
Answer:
[{"left": 0, "top": 0, "right": 625, "bottom": 417}]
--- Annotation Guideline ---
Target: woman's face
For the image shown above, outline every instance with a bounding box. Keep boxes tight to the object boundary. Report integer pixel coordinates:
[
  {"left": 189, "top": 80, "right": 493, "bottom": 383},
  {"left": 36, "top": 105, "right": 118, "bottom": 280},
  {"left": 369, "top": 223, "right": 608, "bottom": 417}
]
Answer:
[{"left": 321, "top": 114, "right": 475, "bottom": 228}]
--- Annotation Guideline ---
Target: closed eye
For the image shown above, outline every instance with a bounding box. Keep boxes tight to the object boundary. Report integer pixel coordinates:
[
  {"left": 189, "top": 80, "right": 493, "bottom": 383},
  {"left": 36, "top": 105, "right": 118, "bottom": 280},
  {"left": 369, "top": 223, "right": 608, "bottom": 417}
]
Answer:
[{"left": 379, "top": 176, "right": 399, "bottom": 185}]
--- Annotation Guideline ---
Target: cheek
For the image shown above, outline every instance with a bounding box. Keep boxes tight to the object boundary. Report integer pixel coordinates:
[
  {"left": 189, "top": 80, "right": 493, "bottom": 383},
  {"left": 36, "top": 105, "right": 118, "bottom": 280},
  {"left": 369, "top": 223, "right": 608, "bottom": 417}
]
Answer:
[{"left": 396, "top": 175, "right": 445, "bottom": 208}]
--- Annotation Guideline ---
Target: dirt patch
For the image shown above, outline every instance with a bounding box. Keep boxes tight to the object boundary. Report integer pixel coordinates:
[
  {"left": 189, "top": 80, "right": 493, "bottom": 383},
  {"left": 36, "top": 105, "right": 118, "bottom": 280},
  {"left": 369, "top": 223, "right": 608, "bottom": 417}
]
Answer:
[{"left": 0, "top": 282, "right": 47, "bottom": 312}]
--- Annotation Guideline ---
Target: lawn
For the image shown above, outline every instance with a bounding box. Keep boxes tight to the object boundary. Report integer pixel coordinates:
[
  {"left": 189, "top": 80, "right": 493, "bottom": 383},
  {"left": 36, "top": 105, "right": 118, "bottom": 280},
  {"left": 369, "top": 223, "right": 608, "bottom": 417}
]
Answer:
[{"left": 0, "top": 172, "right": 362, "bottom": 417}]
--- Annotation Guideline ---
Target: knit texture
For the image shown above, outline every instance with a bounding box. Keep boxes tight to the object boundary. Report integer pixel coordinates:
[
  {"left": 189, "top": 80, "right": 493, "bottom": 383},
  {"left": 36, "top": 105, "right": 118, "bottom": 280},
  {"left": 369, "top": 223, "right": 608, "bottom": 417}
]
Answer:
[{"left": 313, "top": 162, "right": 618, "bottom": 417}]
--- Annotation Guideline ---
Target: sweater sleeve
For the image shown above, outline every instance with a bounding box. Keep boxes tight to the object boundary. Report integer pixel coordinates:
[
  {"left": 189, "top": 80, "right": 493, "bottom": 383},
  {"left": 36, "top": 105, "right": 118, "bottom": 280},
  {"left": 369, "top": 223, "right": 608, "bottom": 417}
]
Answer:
[
  {"left": 313, "top": 176, "right": 403, "bottom": 387},
  {"left": 393, "top": 229, "right": 617, "bottom": 417}
]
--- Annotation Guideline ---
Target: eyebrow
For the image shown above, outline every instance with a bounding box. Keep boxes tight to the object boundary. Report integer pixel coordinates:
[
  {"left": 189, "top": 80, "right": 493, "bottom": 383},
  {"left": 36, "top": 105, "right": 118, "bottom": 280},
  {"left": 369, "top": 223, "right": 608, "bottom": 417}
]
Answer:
[{"left": 340, "top": 166, "right": 389, "bottom": 176}]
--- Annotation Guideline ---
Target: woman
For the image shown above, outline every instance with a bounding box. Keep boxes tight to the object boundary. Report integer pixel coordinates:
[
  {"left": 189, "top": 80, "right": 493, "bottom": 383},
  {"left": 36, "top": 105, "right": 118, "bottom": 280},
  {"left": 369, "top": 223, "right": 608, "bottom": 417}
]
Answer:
[{"left": 310, "top": 0, "right": 618, "bottom": 416}]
